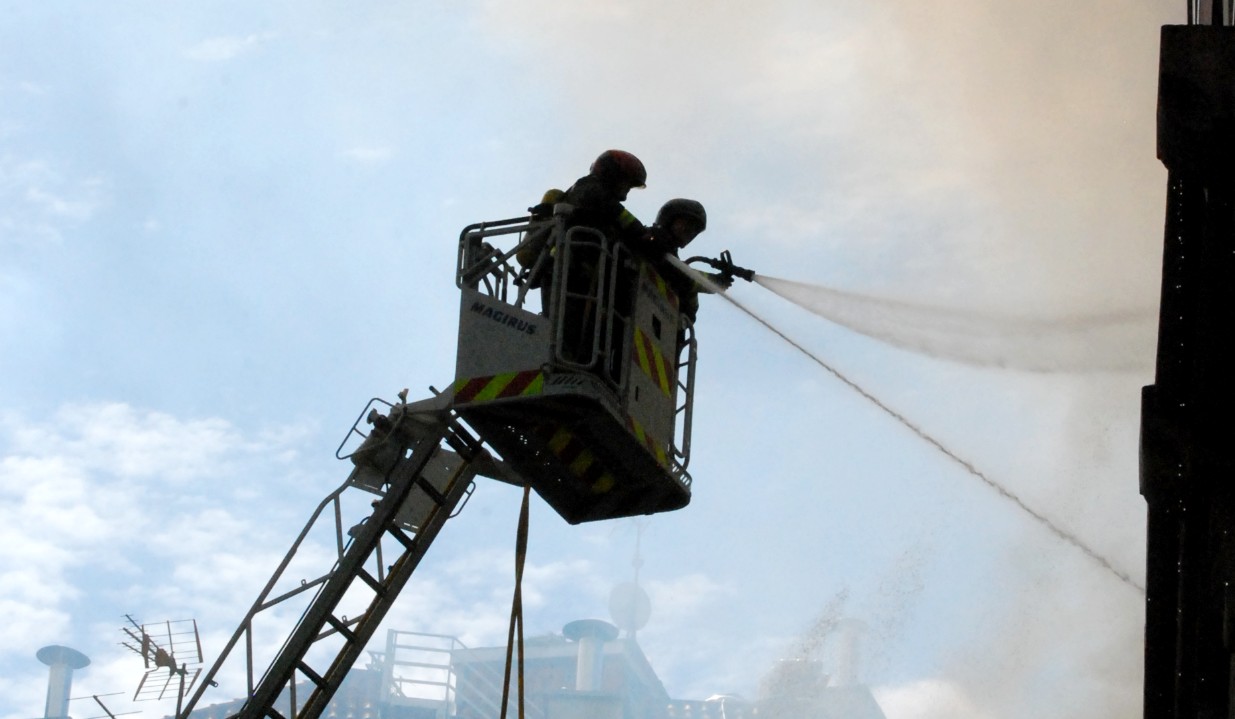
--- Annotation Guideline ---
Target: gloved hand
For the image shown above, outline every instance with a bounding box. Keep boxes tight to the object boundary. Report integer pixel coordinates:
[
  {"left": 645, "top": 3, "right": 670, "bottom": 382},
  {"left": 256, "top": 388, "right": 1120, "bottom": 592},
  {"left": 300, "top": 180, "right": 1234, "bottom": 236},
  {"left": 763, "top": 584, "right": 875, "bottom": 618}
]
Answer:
[
  {"left": 706, "top": 272, "right": 734, "bottom": 291},
  {"left": 641, "top": 226, "right": 678, "bottom": 256}
]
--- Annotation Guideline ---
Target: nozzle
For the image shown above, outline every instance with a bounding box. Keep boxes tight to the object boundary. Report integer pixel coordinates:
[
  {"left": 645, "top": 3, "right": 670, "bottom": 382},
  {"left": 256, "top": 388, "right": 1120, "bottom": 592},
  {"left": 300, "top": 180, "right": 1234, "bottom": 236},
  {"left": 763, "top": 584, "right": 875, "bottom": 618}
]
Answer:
[{"left": 686, "top": 250, "right": 756, "bottom": 282}]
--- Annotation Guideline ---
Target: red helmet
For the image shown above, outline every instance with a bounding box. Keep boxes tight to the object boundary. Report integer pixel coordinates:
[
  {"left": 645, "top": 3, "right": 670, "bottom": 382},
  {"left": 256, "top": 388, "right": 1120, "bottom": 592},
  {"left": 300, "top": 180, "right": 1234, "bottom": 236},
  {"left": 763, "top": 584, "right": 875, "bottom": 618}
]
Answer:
[{"left": 590, "top": 150, "right": 647, "bottom": 188}]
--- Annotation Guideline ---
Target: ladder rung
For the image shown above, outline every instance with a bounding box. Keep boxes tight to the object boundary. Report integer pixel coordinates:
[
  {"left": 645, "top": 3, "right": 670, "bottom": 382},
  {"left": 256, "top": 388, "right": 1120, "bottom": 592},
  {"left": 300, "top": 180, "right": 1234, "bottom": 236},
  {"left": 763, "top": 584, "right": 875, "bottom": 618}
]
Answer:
[
  {"left": 324, "top": 614, "right": 357, "bottom": 643},
  {"left": 386, "top": 525, "right": 416, "bottom": 552},
  {"left": 356, "top": 568, "right": 385, "bottom": 595},
  {"left": 296, "top": 661, "right": 326, "bottom": 689},
  {"left": 414, "top": 475, "right": 447, "bottom": 505}
]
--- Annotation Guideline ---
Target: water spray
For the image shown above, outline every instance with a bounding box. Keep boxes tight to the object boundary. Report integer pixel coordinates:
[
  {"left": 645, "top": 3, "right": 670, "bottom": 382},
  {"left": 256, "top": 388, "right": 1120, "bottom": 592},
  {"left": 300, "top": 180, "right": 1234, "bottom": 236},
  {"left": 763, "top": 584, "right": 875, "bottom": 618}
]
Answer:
[
  {"left": 668, "top": 254, "right": 1144, "bottom": 594},
  {"left": 755, "top": 276, "right": 1156, "bottom": 374}
]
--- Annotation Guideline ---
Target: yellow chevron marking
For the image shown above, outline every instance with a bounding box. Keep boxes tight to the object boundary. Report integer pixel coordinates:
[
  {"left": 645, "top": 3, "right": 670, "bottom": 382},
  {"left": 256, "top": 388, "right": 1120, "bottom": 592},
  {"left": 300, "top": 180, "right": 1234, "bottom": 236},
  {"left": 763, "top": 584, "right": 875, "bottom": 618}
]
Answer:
[
  {"left": 628, "top": 415, "right": 670, "bottom": 469},
  {"left": 634, "top": 328, "right": 672, "bottom": 397},
  {"left": 591, "top": 472, "right": 616, "bottom": 493},
  {"left": 548, "top": 427, "right": 573, "bottom": 454},
  {"left": 569, "top": 448, "right": 595, "bottom": 476}
]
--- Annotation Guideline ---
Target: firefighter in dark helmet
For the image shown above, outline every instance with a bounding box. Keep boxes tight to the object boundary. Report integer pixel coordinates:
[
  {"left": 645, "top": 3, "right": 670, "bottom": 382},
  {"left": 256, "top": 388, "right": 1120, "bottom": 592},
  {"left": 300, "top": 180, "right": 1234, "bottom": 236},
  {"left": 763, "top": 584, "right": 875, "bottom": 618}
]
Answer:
[{"left": 640, "top": 198, "right": 732, "bottom": 322}]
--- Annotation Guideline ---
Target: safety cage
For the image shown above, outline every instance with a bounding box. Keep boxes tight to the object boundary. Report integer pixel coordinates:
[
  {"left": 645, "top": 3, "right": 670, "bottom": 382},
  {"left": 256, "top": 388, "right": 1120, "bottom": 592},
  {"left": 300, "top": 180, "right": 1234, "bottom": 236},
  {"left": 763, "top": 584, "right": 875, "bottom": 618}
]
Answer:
[{"left": 452, "top": 205, "right": 696, "bottom": 523}]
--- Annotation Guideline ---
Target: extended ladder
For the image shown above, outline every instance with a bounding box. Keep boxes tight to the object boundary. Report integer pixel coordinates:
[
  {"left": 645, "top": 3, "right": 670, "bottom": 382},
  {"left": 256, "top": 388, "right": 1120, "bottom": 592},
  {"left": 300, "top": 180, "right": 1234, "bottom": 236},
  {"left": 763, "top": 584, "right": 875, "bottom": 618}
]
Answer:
[{"left": 178, "top": 393, "right": 503, "bottom": 719}]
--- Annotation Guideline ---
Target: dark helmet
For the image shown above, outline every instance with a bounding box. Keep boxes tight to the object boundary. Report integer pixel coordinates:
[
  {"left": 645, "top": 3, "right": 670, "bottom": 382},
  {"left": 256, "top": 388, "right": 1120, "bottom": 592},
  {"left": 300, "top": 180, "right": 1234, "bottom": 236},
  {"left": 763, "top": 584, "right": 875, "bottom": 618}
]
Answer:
[
  {"left": 655, "top": 198, "right": 707, "bottom": 231},
  {"left": 590, "top": 150, "right": 647, "bottom": 188}
]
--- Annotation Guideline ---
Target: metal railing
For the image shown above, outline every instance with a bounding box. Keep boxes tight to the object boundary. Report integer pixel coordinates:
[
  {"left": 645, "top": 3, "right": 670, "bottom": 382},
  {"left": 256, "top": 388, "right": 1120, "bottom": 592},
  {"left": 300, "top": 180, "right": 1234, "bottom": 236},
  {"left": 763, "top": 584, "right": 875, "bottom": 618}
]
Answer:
[{"left": 379, "top": 629, "right": 545, "bottom": 719}]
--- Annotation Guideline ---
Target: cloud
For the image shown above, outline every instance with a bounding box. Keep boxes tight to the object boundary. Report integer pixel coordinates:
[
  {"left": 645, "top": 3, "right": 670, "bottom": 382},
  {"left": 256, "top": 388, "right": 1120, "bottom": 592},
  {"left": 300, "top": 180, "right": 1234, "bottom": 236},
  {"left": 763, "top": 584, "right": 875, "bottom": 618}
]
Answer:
[
  {"left": 1, "top": 402, "right": 318, "bottom": 719},
  {"left": 25, "top": 182, "right": 103, "bottom": 221},
  {"left": 183, "top": 32, "right": 277, "bottom": 62},
  {"left": 4, "top": 403, "right": 254, "bottom": 483},
  {"left": 0, "top": 157, "right": 107, "bottom": 247},
  {"left": 338, "top": 146, "right": 396, "bottom": 165}
]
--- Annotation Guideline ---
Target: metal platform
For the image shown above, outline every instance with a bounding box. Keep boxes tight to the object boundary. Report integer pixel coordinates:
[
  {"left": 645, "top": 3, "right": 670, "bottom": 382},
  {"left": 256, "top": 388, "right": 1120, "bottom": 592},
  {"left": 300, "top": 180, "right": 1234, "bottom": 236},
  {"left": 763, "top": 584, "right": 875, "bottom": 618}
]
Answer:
[{"left": 453, "top": 211, "right": 695, "bottom": 523}]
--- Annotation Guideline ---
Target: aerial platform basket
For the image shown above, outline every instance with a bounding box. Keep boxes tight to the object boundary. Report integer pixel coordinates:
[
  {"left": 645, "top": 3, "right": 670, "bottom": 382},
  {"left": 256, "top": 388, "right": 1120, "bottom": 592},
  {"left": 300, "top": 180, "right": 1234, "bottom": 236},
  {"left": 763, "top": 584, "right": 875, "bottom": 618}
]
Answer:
[{"left": 452, "top": 209, "right": 696, "bottom": 523}]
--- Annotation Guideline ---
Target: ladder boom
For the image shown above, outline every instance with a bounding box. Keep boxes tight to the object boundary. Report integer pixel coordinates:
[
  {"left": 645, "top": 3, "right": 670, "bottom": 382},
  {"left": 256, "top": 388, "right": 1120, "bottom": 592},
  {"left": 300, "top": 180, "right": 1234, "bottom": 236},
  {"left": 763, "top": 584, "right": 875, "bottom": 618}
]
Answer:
[{"left": 180, "top": 397, "right": 488, "bottom": 719}]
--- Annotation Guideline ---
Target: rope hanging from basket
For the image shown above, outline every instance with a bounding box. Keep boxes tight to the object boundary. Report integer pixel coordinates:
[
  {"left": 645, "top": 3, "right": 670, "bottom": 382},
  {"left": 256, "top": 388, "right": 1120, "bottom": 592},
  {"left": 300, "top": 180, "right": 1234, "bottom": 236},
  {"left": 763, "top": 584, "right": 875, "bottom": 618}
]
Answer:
[{"left": 500, "top": 483, "right": 531, "bottom": 719}]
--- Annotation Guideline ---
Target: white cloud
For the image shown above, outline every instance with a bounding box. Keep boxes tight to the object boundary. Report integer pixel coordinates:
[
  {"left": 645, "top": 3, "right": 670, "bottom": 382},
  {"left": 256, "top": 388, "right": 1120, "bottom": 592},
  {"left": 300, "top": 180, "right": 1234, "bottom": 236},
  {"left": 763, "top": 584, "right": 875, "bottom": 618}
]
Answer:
[
  {"left": 339, "top": 146, "right": 395, "bottom": 165},
  {"left": 0, "top": 402, "right": 327, "bottom": 719},
  {"left": 183, "top": 32, "right": 277, "bottom": 62},
  {"left": 0, "top": 403, "right": 307, "bottom": 636},
  {"left": 5, "top": 403, "right": 247, "bottom": 483},
  {"left": 0, "top": 157, "right": 107, "bottom": 246},
  {"left": 25, "top": 183, "right": 101, "bottom": 221}
]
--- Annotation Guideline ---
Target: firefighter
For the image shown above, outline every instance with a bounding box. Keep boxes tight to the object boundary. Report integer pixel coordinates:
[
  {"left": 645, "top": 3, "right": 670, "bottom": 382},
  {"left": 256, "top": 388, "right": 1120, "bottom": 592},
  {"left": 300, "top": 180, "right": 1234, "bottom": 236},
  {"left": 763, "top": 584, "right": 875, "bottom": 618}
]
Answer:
[
  {"left": 561, "top": 149, "right": 649, "bottom": 241},
  {"left": 516, "top": 188, "right": 566, "bottom": 290},
  {"left": 517, "top": 150, "right": 647, "bottom": 290},
  {"left": 640, "top": 198, "right": 732, "bottom": 322},
  {"left": 550, "top": 150, "right": 649, "bottom": 372}
]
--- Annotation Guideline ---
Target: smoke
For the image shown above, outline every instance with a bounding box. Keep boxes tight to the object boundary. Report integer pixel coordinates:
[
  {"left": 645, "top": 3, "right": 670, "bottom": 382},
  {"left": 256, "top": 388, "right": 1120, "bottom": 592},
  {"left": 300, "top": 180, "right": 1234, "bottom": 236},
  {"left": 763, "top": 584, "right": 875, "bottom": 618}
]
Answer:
[
  {"left": 472, "top": 1, "right": 1170, "bottom": 716},
  {"left": 755, "top": 275, "right": 1157, "bottom": 373}
]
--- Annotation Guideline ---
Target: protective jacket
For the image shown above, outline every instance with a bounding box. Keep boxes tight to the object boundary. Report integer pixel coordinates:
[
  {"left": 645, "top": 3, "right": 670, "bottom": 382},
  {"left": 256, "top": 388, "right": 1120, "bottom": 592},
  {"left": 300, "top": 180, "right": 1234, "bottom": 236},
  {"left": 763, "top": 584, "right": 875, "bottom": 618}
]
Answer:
[{"left": 629, "top": 226, "right": 718, "bottom": 321}]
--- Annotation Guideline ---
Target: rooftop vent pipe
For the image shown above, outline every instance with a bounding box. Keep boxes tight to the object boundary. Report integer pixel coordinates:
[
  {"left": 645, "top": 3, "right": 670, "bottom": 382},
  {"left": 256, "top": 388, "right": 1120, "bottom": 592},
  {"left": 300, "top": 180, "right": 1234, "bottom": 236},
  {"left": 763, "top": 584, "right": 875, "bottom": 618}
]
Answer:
[
  {"left": 563, "top": 619, "right": 617, "bottom": 691},
  {"left": 37, "top": 645, "right": 90, "bottom": 719}
]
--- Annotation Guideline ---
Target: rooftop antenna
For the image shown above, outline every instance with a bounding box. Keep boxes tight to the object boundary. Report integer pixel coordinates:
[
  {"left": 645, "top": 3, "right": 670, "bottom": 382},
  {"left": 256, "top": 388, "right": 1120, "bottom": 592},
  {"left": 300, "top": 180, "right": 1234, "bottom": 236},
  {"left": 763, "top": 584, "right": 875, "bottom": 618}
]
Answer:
[
  {"left": 38, "top": 645, "right": 90, "bottom": 719},
  {"left": 75, "top": 692, "right": 140, "bottom": 719},
  {"left": 120, "top": 615, "right": 207, "bottom": 717},
  {"left": 608, "top": 519, "right": 652, "bottom": 642}
]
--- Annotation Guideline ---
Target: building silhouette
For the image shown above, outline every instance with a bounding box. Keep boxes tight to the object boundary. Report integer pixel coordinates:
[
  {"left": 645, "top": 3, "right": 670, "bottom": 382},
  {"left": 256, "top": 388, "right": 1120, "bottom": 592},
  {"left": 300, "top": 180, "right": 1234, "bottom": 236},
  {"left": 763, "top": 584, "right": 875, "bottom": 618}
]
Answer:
[{"left": 183, "top": 619, "right": 886, "bottom": 719}]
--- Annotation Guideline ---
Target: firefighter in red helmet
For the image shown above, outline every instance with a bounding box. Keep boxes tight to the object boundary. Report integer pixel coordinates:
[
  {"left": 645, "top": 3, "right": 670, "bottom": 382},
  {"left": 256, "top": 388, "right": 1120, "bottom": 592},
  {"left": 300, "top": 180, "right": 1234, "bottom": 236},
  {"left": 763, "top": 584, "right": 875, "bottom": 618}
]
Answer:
[
  {"left": 560, "top": 149, "right": 649, "bottom": 242},
  {"left": 541, "top": 150, "right": 648, "bottom": 372},
  {"left": 518, "top": 150, "right": 647, "bottom": 279}
]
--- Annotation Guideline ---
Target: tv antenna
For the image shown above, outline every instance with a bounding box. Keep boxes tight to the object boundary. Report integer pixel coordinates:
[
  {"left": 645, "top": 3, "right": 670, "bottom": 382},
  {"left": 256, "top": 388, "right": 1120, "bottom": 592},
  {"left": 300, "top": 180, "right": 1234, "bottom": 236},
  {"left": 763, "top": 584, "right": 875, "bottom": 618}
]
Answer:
[
  {"left": 75, "top": 692, "right": 140, "bottom": 719},
  {"left": 120, "top": 615, "right": 208, "bottom": 714}
]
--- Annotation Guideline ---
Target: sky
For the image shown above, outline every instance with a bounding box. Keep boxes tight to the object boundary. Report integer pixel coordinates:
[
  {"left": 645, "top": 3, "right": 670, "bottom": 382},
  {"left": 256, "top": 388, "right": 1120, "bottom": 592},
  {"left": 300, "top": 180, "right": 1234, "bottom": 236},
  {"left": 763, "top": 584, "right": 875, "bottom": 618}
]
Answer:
[{"left": 1, "top": 2, "right": 1181, "bottom": 718}]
